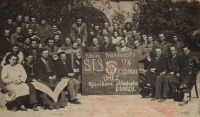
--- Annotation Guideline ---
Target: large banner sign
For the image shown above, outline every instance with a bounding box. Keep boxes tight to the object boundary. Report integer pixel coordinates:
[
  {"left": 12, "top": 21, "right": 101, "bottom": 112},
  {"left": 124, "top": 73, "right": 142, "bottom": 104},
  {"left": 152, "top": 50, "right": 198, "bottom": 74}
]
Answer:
[{"left": 82, "top": 52, "right": 139, "bottom": 95}]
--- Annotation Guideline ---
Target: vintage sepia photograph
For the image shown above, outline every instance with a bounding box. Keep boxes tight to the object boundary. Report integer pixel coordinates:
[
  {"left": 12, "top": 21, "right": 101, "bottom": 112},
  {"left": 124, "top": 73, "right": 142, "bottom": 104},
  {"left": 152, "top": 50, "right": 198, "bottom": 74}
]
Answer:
[{"left": 0, "top": 0, "right": 200, "bottom": 117}]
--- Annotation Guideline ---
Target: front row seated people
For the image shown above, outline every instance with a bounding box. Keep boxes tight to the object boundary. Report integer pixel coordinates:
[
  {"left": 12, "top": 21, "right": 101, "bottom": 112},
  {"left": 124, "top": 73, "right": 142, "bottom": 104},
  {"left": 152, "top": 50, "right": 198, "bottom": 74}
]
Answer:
[
  {"left": 150, "top": 46, "right": 200, "bottom": 105},
  {"left": 1, "top": 54, "right": 38, "bottom": 111},
  {"left": 33, "top": 48, "right": 81, "bottom": 104},
  {"left": 153, "top": 46, "right": 179, "bottom": 102},
  {"left": 169, "top": 46, "right": 200, "bottom": 106}
]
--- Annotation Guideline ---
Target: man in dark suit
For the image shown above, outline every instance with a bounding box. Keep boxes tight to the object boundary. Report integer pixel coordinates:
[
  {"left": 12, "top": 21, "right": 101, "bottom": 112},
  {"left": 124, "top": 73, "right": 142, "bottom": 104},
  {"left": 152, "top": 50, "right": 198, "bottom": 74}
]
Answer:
[
  {"left": 99, "top": 35, "right": 116, "bottom": 52},
  {"left": 70, "top": 17, "right": 88, "bottom": 45},
  {"left": 33, "top": 47, "right": 56, "bottom": 83},
  {"left": 154, "top": 46, "right": 179, "bottom": 102},
  {"left": 0, "top": 29, "right": 11, "bottom": 61},
  {"left": 145, "top": 48, "right": 167, "bottom": 98},
  {"left": 54, "top": 52, "right": 81, "bottom": 104}
]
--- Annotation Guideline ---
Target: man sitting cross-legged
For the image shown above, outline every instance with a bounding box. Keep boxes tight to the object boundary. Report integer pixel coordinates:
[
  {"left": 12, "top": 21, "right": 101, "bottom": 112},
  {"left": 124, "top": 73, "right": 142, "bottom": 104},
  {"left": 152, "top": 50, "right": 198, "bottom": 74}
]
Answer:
[{"left": 54, "top": 52, "right": 81, "bottom": 104}]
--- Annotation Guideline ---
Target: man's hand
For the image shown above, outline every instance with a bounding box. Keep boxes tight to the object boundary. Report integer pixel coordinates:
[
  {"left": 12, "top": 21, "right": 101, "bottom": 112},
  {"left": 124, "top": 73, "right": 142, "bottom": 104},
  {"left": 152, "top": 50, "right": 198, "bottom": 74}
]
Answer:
[
  {"left": 169, "top": 72, "right": 174, "bottom": 75},
  {"left": 90, "top": 31, "right": 94, "bottom": 35},
  {"left": 176, "top": 73, "right": 180, "bottom": 78},
  {"left": 52, "top": 75, "right": 56, "bottom": 80},
  {"left": 82, "top": 42, "right": 86, "bottom": 47},
  {"left": 160, "top": 72, "right": 166, "bottom": 75},
  {"left": 32, "top": 79, "right": 38, "bottom": 82},
  {"left": 49, "top": 76, "right": 53, "bottom": 79},
  {"left": 147, "top": 56, "right": 151, "bottom": 62},
  {"left": 150, "top": 68, "right": 156, "bottom": 73}
]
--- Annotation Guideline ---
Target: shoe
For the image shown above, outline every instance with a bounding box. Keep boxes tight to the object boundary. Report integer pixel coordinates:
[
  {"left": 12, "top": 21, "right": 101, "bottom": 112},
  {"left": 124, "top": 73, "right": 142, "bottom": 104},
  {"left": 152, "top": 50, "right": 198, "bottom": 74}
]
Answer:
[
  {"left": 158, "top": 98, "right": 167, "bottom": 102},
  {"left": 49, "top": 106, "right": 54, "bottom": 110},
  {"left": 151, "top": 97, "right": 158, "bottom": 101},
  {"left": 13, "top": 105, "right": 18, "bottom": 112},
  {"left": 179, "top": 100, "right": 188, "bottom": 106},
  {"left": 33, "top": 105, "right": 39, "bottom": 111},
  {"left": 144, "top": 95, "right": 153, "bottom": 98},
  {"left": 71, "top": 99, "right": 81, "bottom": 104},
  {"left": 20, "top": 105, "right": 27, "bottom": 111}
]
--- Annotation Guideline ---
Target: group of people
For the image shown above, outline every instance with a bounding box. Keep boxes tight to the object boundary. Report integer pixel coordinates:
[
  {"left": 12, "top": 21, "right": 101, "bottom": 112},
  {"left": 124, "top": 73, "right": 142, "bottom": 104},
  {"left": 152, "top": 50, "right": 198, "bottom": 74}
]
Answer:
[{"left": 0, "top": 14, "right": 199, "bottom": 112}]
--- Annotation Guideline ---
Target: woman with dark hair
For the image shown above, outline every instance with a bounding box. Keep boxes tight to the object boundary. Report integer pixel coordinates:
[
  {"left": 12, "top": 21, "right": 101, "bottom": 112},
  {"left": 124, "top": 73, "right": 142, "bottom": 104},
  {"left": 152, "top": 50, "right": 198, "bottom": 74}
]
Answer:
[
  {"left": 111, "top": 30, "right": 122, "bottom": 46},
  {"left": 124, "top": 22, "right": 133, "bottom": 34},
  {"left": 1, "top": 44, "right": 24, "bottom": 67},
  {"left": 1, "top": 54, "right": 29, "bottom": 111}
]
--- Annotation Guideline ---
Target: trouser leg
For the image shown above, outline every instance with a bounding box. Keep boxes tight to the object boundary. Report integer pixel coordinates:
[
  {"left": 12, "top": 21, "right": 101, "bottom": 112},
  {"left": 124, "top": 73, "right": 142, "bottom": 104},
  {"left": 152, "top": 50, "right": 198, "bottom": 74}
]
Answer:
[
  {"left": 162, "top": 75, "right": 172, "bottom": 98},
  {"left": 67, "top": 78, "right": 81, "bottom": 100},
  {"left": 155, "top": 75, "right": 164, "bottom": 98},
  {"left": 15, "top": 96, "right": 26, "bottom": 106},
  {"left": 27, "top": 83, "right": 38, "bottom": 105}
]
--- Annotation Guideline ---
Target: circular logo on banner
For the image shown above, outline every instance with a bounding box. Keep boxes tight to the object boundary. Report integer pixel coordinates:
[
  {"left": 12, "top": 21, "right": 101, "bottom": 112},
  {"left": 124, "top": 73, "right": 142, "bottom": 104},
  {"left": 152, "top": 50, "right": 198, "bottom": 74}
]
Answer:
[{"left": 105, "top": 61, "right": 118, "bottom": 75}]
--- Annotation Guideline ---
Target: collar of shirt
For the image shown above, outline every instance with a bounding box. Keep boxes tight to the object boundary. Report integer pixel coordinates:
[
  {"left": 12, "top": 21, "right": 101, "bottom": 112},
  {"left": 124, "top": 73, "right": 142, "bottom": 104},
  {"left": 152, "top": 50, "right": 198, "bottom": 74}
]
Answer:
[
  {"left": 26, "top": 62, "right": 33, "bottom": 68},
  {"left": 121, "top": 46, "right": 126, "bottom": 51},
  {"left": 41, "top": 57, "right": 48, "bottom": 64},
  {"left": 161, "top": 41, "right": 166, "bottom": 45}
]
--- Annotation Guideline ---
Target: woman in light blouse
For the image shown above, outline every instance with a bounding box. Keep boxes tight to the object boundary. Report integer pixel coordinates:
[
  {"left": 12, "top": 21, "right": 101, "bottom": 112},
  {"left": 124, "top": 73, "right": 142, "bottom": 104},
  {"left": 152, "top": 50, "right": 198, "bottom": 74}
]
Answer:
[{"left": 1, "top": 54, "right": 29, "bottom": 111}]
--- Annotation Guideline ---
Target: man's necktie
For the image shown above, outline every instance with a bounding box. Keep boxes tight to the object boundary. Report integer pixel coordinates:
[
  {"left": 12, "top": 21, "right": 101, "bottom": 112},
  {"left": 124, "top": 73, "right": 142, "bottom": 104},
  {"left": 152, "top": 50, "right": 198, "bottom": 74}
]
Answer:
[
  {"left": 156, "top": 56, "right": 159, "bottom": 62},
  {"left": 45, "top": 60, "right": 51, "bottom": 73}
]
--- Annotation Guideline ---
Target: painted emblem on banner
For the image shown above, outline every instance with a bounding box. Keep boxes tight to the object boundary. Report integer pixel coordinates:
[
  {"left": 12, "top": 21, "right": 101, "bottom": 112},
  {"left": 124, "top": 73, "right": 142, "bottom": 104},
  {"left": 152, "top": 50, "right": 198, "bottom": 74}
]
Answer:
[{"left": 105, "top": 61, "right": 118, "bottom": 75}]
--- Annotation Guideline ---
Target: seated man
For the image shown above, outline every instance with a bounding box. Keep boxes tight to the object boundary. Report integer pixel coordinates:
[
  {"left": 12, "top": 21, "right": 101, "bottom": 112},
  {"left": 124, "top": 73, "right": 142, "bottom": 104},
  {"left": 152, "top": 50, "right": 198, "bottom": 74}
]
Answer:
[
  {"left": 33, "top": 47, "right": 56, "bottom": 83},
  {"left": 23, "top": 54, "right": 39, "bottom": 111},
  {"left": 154, "top": 46, "right": 179, "bottom": 102},
  {"left": 116, "top": 39, "right": 132, "bottom": 52},
  {"left": 169, "top": 46, "right": 200, "bottom": 106},
  {"left": 145, "top": 48, "right": 166, "bottom": 98},
  {"left": 54, "top": 52, "right": 81, "bottom": 104}
]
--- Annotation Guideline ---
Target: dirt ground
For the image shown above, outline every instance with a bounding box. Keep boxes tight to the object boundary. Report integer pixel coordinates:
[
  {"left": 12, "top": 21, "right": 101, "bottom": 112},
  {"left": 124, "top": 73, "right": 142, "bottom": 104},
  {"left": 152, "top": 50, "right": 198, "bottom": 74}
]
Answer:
[{"left": 0, "top": 73, "right": 200, "bottom": 117}]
